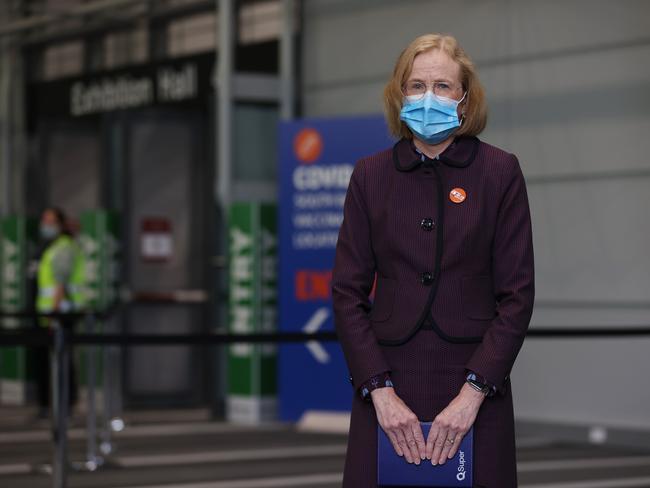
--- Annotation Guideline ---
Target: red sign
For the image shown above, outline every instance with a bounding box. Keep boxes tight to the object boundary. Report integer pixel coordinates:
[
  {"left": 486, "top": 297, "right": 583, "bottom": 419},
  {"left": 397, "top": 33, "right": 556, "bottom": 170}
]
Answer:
[{"left": 140, "top": 217, "right": 173, "bottom": 262}]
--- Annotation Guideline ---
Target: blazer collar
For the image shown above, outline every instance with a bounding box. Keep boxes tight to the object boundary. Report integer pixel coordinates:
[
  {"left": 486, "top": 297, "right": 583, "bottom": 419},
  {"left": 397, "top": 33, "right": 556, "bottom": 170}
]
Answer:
[{"left": 392, "top": 136, "right": 480, "bottom": 172}]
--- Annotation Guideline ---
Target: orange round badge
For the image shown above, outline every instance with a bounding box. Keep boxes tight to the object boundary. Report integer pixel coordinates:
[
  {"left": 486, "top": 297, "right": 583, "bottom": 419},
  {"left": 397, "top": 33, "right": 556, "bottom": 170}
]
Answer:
[
  {"left": 449, "top": 187, "right": 466, "bottom": 203},
  {"left": 293, "top": 128, "right": 323, "bottom": 163}
]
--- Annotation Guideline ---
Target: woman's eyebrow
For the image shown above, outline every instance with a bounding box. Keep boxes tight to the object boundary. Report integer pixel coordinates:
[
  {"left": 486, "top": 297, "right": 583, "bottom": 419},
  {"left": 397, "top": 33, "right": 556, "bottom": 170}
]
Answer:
[{"left": 406, "top": 77, "right": 455, "bottom": 83}]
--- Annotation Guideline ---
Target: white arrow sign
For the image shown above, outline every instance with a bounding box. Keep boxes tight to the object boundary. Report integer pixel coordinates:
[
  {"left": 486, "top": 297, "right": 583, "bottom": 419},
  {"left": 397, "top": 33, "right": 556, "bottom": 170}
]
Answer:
[{"left": 302, "top": 307, "right": 331, "bottom": 364}]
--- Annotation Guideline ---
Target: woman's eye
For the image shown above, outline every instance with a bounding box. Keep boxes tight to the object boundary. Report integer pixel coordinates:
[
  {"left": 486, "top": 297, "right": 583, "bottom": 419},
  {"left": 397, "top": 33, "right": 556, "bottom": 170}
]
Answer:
[{"left": 410, "top": 82, "right": 425, "bottom": 91}]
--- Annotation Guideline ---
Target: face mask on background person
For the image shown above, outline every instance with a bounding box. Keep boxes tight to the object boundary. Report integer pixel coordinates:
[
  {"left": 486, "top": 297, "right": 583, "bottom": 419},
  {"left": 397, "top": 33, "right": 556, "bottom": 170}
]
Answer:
[
  {"left": 400, "top": 91, "right": 467, "bottom": 145},
  {"left": 39, "top": 223, "right": 60, "bottom": 241}
]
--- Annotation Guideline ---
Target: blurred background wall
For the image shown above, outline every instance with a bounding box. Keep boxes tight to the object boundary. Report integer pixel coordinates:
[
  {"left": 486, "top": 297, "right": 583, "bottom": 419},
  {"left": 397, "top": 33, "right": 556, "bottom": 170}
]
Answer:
[
  {"left": 300, "top": 0, "right": 650, "bottom": 436},
  {"left": 0, "top": 0, "right": 286, "bottom": 414}
]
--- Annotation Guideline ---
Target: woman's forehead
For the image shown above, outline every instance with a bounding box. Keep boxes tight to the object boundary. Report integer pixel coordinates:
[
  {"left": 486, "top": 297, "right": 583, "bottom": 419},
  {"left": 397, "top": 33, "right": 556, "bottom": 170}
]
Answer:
[
  {"left": 42, "top": 210, "right": 57, "bottom": 223},
  {"left": 409, "top": 49, "right": 461, "bottom": 81}
]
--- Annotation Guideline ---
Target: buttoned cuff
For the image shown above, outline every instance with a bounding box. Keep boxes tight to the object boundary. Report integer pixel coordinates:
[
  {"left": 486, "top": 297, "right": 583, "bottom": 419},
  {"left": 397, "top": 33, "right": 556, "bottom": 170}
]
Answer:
[{"left": 357, "top": 371, "right": 393, "bottom": 402}]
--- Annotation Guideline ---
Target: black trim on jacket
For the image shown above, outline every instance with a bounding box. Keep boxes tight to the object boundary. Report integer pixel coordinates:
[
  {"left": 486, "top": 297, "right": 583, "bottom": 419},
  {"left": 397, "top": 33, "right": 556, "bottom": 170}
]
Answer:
[{"left": 380, "top": 137, "right": 483, "bottom": 346}]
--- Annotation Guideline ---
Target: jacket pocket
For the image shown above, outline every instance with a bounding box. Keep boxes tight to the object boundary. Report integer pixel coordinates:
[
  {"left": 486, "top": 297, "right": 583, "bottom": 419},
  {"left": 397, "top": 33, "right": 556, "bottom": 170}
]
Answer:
[
  {"left": 369, "top": 276, "right": 397, "bottom": 323},
  {"left": 461, "top": 275, "right": 496, "bottom": 320}
]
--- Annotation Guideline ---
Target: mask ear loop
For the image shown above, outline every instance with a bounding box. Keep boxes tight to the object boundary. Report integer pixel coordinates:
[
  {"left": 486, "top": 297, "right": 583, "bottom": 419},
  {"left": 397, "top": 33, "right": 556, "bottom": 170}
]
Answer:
[{"left": 458, "top": 90, "right": 468, "bottom": 126}]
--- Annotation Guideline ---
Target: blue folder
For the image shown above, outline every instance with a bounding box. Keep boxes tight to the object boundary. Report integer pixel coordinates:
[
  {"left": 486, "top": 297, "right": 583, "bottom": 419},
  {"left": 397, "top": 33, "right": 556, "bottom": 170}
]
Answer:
[{"left": 377, "top": 422, "right": 473, "bottom": 487}]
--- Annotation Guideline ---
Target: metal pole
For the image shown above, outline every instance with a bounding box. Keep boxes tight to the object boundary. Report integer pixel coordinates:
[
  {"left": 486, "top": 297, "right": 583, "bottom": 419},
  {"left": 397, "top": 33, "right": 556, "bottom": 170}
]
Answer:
[
  {"left": 100, "top": 339, "right": 114, "bottom": 455},
  {"left": 100, "top": 316, "right": 123, "bottom": 457},
  {"left": 216, "top": 0, "right": 233, "bottom": 210},
  {"left": 0, "top": 14, "right": 28, "bottom": 218},
  {"left": 280, "top": 0, "right": 295, "bottom": 121},
  {"left": 51, "top": 321, "right": 69, "bottom": 488},
  {"left": 213, "top": 0, "right": 234, "bottom": 420},
  {"left": 84, "top": 314, "right": 100, "bottom": 470},
  {"left": 0, "top": 37, "right": 12, "bottom": 215}
]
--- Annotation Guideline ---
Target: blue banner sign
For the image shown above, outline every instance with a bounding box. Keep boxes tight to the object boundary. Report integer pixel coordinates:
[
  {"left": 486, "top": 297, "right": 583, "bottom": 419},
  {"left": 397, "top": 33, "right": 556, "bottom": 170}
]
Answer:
[{"left": 278, "top": 115, "right": 393, "bottom": 421}]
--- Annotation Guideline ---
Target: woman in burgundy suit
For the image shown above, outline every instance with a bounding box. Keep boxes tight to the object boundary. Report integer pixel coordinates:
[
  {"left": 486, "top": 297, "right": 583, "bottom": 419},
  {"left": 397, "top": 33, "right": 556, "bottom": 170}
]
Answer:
[{"left": 331, "top": 33, "right": 535, "bottom": 487}]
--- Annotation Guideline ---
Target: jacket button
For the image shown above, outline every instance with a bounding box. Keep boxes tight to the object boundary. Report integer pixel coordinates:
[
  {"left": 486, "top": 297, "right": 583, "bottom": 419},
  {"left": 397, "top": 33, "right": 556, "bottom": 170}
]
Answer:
[
  {"left": 420, "top": 271, "right": 433, "bottom": 285},
  {"left": 420, "top": 218, "right": 434, "bottom": 231}
]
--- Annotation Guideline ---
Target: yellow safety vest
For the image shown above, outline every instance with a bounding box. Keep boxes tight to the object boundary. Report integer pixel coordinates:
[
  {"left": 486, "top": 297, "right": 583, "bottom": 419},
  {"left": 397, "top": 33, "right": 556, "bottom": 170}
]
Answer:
[{"left": 36, "top": 235, "right": 86, "bottom": 316}]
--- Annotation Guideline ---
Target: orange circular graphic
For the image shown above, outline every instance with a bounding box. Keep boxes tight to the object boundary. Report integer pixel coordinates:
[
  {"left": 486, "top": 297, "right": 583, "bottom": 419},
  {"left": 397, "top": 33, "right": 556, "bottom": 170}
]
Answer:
[
  {"left": 293, "top": 128, "right": 323, "bottom": 163},
  {"left": 449, "top": 187, "right": 467, "bottom": 203}
]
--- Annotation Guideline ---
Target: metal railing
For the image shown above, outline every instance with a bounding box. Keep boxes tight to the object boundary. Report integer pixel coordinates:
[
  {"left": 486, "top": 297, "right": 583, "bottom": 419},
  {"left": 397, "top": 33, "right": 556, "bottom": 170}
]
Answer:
[
  {"left": 1, "top": 309, "right": 650, "bottom": 488},
  {"left": 0, "top": 309, "right": 121, "bottom": 487}
]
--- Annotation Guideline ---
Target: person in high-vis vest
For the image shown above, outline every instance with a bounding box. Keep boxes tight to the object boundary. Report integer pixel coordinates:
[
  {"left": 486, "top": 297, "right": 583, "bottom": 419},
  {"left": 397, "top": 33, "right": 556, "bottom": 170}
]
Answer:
[{"left": 34, "top": 207, "right": 84, "bottom": 419}]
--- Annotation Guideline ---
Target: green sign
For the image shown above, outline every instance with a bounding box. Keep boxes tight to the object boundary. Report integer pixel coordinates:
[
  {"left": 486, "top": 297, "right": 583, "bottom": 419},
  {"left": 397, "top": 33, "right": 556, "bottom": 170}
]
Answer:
[
  {"left": 77, "top": 210, "right": 120, "bottom": 389},
  {"left": 79, "top": 210, "right": 120, "bottom": 311},
  {"left": 0, "top": 216, "right": 37, "bottom": 405},
  {"left": 227, "top": 202, "right": 277, "bottom": 423},
  {"left": 0, "top": 217, "right": 35, "bottom": 317}
]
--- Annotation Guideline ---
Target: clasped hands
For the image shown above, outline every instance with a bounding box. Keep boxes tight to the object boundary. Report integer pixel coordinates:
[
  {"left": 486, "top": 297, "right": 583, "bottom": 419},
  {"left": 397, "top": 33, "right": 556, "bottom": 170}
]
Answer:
[{"left": 371, "top": 383, "right": 485, "bottom": 465}]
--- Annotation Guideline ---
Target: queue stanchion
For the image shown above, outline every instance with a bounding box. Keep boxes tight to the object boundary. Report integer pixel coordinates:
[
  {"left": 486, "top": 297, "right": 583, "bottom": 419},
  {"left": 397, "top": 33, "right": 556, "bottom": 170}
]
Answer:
[
  {"left": 101, "top": 327, "right": 112, "bottom": 456},
  {"left": 100, "top": 341, "right": 112, "bottom": 457},
  {"left": 51, "top": 320, "right": 69, "bottom": 488},
  {"left": 100, "top": 314, "right": 123, "bottom": 457},
  {"left": 83, "top": 312, "right": 102, "bottom": 470}
]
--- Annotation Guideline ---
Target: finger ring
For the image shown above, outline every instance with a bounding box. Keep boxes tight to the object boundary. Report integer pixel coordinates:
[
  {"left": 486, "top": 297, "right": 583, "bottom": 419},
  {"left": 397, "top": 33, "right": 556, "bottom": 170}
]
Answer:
[
  {"left": 408, "top": 440, "right": 416, "bottom": 446},
  {"left": 446, "top": 438, "right": 455, "bottom": 444}
]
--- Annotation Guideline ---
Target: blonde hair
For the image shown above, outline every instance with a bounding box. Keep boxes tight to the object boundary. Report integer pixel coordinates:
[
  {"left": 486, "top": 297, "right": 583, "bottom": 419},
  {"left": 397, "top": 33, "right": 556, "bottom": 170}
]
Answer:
[{"left": 383, "top": 33, "right": 487, "bottom": 140}]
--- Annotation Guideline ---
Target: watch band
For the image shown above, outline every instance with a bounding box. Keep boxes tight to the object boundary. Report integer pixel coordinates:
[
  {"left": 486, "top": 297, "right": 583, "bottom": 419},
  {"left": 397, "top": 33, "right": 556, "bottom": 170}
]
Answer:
[{"left": 465, "top": 371, "right": 496, "bottom": 397}]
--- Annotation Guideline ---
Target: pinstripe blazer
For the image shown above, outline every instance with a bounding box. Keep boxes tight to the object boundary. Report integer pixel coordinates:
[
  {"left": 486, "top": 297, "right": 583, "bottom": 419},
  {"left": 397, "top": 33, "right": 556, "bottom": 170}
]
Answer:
[{"left": 331, "top": 135, "right": 535, "bottom": 395}]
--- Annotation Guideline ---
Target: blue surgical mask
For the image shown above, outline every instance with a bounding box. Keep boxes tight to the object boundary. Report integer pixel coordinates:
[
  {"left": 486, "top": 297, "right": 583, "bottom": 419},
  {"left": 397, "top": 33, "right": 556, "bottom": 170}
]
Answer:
[
  {"left": 40, "top": 224, "right": 60, "bottom": 241},
  {"left": 400, "top": 91, "right": 466, "bottom": 145}
]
